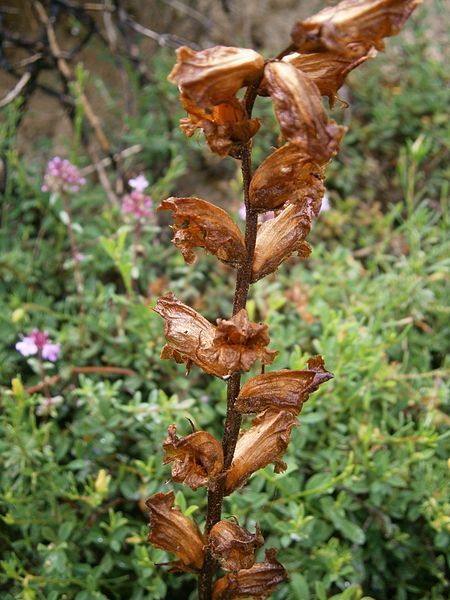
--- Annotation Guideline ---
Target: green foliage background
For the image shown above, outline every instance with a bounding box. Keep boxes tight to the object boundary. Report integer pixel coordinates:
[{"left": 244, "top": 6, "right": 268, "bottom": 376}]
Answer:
[{"left": 0, "top": 14, "right": 449, "bottom": 600}]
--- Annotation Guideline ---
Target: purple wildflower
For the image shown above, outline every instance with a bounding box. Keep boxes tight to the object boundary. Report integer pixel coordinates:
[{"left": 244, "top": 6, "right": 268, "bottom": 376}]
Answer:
[
  {"left": 42, "top": 157, "right": 86, "bottom": 194},
  {"left": 121, "top": 190, "right": 153, "bottom": 221},
  {"left": 16, "top": 329, "right": 61, "bottom": 362},
  {"left": 128, "top": 174, "right": 149, "bottom": 192}
]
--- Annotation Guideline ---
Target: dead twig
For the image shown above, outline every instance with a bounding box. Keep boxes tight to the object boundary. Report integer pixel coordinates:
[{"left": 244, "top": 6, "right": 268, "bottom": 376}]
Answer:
[{"left": 0, "top": 71, "right": 31, "bottom": 107}]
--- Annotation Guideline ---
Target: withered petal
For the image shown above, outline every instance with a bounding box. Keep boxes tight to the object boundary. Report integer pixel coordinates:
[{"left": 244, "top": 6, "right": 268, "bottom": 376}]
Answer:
[
  {"left": 265, "top": 62, "right": 346, "bottom": 163},
  {"left": 169, "top": 45, "right": 264, "bottom": 108},
  {"left": 163, "top": 424, "right": 224, "bottom": 490},
  {"left": 291, "top": 0, "right": 421, "bottom": 55},
  {"left": 249, "top": 143, "right": 325, "bottom": 213},
  {"left": 252, "top": 199, "right": 314, "bottom": 282},
  {"left": 180, "top": 95, "right": 261, "bottom": 158},
  {"left": 225, "top": 410, "right": 297, "bottom": 495},
  {"left": 210, "top": 520, "right": 264, "bottom": 571},
  {"left": 212, "top": 548, "right": 288, "bottom": 599},
  {"left": 159, "top": 196, "right": 246, "bottom": 266},
  {"left": 236, "top": 356, "right": 333, "bottom": 415},
  {"left": 146, "top": 491, "right": 204, "bottom": 572},
  {"left": 154, "top": 292, "right": 218, "bottom": 374},
  {"left": 214, "top": 309, "right": 278, "bottom": 373},
  {"left": 155, "top": 293, "right": 277, "bottom": 378},
  {"left": 282, "top": 45, "right": 377, "bottom": 107}
]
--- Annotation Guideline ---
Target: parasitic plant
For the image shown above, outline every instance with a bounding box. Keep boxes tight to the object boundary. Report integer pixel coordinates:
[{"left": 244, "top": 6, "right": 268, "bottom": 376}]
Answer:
[{"left": 146, "top": 1, "right": 421, "bottom": 598}]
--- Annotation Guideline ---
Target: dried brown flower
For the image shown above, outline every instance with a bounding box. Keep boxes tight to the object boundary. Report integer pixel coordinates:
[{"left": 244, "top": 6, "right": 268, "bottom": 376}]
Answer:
[
  {"left": 249, "top": 143, "right": 325, "bottom": 213},
  {"left": 225, "top": 410, "right": 297, "bottom": 494},
  {"left": 282, "top": 45, "right": 377, "bottom": 107},
  {"left": 236, "top": 356, "right": 333, "bottom": 415},
  {"left": 163, "top": 424, "right": 224, "bottom": 490},
  {"left": 291, "top": 0, "right": 421, "bottom": 55},
  {"left": 252, "top": 199, "right": 314, "bottom": 282},
  {"left": 169, "top": 46, "right": 264, "bottom": 108},
  {"left": 179, "top": 95, "right": 261, "bottom": 157},
  {"left": 265, "top": 62, "right": 346, "bottom": 163},
  {"left": 159, "top": 196, "right": 246, "bottom": 266},
  {"left": 212, "top": 549, "right": 288, "bottom": 599},
  {"left": 169, "top": 46, "right": 264, "bottom": 157},
  {"left": 210, "top": 519, "right": 264, "bottom": 571},
  {"left": 214, "top": 310, "right": 278, "bottom": 373},
  {"left": 155, "top": 293, "right": 277, "bottom": 378},
  {"left": 145, "top": 491, "right": 204, "bottom": 572}
]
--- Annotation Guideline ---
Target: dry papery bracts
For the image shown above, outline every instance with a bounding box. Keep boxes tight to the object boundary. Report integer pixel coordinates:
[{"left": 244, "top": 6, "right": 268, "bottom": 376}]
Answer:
[{"left": 145, "top": 0, "right": 420, "bottom": 597}]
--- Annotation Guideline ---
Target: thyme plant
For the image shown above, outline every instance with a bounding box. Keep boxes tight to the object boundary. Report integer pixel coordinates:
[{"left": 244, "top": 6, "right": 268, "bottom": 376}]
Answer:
[{"left": 145, "top": 1, "right": 420, "bottom": 598}]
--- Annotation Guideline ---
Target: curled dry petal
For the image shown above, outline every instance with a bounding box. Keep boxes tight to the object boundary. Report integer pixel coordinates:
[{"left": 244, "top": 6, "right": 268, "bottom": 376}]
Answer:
[
  {"left": 252, "top": 199, "right": 314, "bottom": 282},
  {"left": 210, "top": 520, "right": 264, "bottom": 571},
  {"left": 214, "top": 310, "right": 278, "bottom": 373},
  {"left": 146, "top": 491, "right": 204, "bottom": 572},
  {"left": 225, "top": 410, "right": 297, "bottom": 495},
  {"left": 282, "top": 45, "right": 377, "bottom": 107},
  {"left": 159, "top": 196, "right": 246, "bottom": 266},
  {"left": 155, "top": 292, "right": 216, "bottom": 375},
  {"left": 291, "top": 0, "right": 421, "bottom": 55},
  {"left": 163, "top": 424, "right": 224, "bottom": 490},
  {"left": 155, "top": 293, "right": 277, "bottom": 378},
  {"left": 180, "top": 95, "right": 261, "bottom": 158},
  {"left": 168, "top": 45, "right": 264, "bottom": 108},
  {"left": 236, "top": 356, "right": 333, "bottom": 415},
  {"left": 249, "top": 144, "right": 325, "bottom": 213},
  {"left": 212, "top": 548, "right": 288, "bottom": 600},
  {"left": 169, "top": 46, "right": 264, "bottom": 157},
  {"left": 265, "top": 62, "right": 346, "bottom": 163}
]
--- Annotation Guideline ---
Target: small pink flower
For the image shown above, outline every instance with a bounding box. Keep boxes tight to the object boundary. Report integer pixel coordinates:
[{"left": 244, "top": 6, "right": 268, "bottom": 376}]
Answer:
[
  {"left": 16, "top": 329, "right": 61, "bottom": 362},
  {"left": 239, "top": 203, "right": 247, "bottom": 221},
  {"left": 121, "top": 190, "right": 153, "bottom": 221},
  {"left": 128, "top": 174, "right": 149, "bottom": 192},
  {"left": 42, "top": 157, "right": 86, "bottom": 194}
]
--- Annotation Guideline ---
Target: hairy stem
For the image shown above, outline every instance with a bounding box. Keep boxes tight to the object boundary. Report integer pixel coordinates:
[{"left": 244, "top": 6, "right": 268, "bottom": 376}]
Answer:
[
  {"left": 198, "top": 43, "right": 294, "bottom": 597},
  {"left": 198, "top": 99, "right": 259, "bottom": 600}
]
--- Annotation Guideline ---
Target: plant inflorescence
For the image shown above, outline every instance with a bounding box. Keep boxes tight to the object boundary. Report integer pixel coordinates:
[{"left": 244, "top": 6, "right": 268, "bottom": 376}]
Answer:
[{"left": 146, "top": 1, "right": 421, "bottom": 598}]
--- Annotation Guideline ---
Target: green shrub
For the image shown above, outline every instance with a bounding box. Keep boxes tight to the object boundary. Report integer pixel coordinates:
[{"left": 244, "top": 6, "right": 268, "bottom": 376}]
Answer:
[{"left": 1, "top": 25, "right": 448, "bottom": 600}]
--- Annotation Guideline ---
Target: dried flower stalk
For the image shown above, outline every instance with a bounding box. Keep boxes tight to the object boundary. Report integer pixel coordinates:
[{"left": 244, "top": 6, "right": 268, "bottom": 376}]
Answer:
[{"left": 145, "top": 1, "right": 419, "bottom": 598}]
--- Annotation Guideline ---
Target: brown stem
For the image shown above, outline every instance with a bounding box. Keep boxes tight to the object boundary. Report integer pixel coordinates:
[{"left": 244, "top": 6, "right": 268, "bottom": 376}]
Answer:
[
  {"left": 198, "top": 41, "right": 295, "bottom": 598},
  {"left": 198, "top": 96, "right": 260, "bottom": 600}
]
